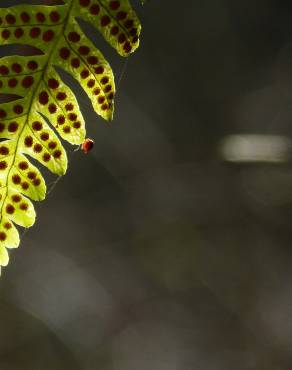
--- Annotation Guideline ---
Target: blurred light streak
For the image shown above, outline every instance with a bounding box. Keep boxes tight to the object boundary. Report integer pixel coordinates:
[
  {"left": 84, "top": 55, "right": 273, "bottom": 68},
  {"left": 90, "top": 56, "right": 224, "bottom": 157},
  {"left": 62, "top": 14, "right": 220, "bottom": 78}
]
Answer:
[{"left": 220, "top": 135, "right": 292, "bottom": 163}]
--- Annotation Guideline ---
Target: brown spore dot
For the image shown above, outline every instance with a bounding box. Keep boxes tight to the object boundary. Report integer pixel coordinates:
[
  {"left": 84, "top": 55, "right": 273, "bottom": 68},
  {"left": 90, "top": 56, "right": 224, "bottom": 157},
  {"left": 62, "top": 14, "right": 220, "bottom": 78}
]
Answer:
[
  {"left": 110, "top": 1, "right": 120, "bottom": 10},
  {"left": 22, "top": 76, "right": 34, "bottom": 88},
  {"left": 27, "top": 171, "right": 36, "bottom": 179},
  {"left": 53, "top": 150, "right": 62, "bottom": 159},
  {"left": 8, "top": 122, "right": 18, "bottom": 132},
  {"left": 78, "top": 46, "right": 90, "bottom": 55},
  {"left": 43, "top": 153, "right": 51, "bottom": 162},
  {"left": 13, "top": 105, "right": 23, "bottom": 115},
  {"left": 132, "top": 35, "right": 138, "bottom": 43},
  {"left": 71, "top": 58, "right": 80, "bottom": 68},
  {"left": 11, "top": 63, "right": 22, "bottom": 73},
  {"left": 48, "top": 104, "right": 57, "bottom": 114},
  {"left": 40, "top": 132, "right": 49, "bottom": 141},
  {"left": 0, "top": 66, "right": 9, "bottom": 75},
  {"left": 2, "top": 29, "right": 10, "bottom": 39},
  {"left": 20, "top": 12, "right": 30, "bottom": 23},
  {"left": 0, "top": 146, "right": 9, "bottom": 155},
  {"left": 20, "top": 203, "right": 28, "bottom": 211},
  {"left": 101, "top": 16, "right": 110, "bottom": 27},
  {"left": 110, "top": 26, "right": 119, "bottom": 36},
  {"left": 117, "top": 11, "right": 127, "bottom": 20},
  {"left": 32, "top": 121, "right": 42, "bottom": 131},
  {"left": 5, "top": 14, "right": 16, "bottom": 24},
  {"left": 24, "top": 136, "right": 33, "bottom": 147},
  {"left": 108, "top": 92, "right": 114, "bottom": 100},
  {"left": 80, "top": 69, "right": 89, "bottom": 79},
  {"left": 27, "top": 60, "right": 38, "bottom": 70},
  {"left": 123, "top": 42, "right": 132, "bottom": 53},
  {"left": 104, "top": 85, "right": 112, "bottom": 93},
  {"left": 8, "top": 78, "right": 18, "bottom": 88},
  {"left": 87, "top": 56, "right": 98, "bottom": 65},
  {"left": 36, "top": 12, "right": 45, "bottom": 22},
  {"left": 39, "top": 91, "right": 49, "bottom": 105},
  {"left": 50, "top": 11, "right": 60, "bottom": 23},
  {"left": 21, "top": 181, "right": 29, "bottom": 190},
  {"left": 4, "top": 222, "right": 11, "bottom": 230},
  {"left": 0, "top": 161, "right": 7, "bottom": 170},
  {"left": 68, "top": 31, "right": 80, "bottom": 42},
  {"left": 43, "top": 30, "right": 55, "bottom": 42},
  {"left": 101, "top": 76, "right": 109, "bottom": 84},
  {"left": 0, "top": 232, "right": 6, "bottom": 241},
  {"left": 33, "top": 178, "right": 41, "bottom": 186},
  {"left": 18, "top": 161, "right": 28, "bottom": 170},
  {"left": 101, "top": 103, "right": 109, "bottom": 111},
  {"left": 59, "top": 47, "right": 70, "bottom": 59},
  {"left": 56, "top": 92, "right": 66, "bottom": 101},
  {"left": 48, "top": 78, "right": 59, "bottom": 89},
  {"left": 73, "top": 121, "right": 81, "bottom": 129},
  {"left": 87, "top": 79, "right": 95, "bottom": 88},
  {"left": 14, "top": 28, "right": 24, "bottom": 38},
  {"left": 98, "top": 96, "right": 105, "bottom": 104},
  {"left": 63, "top": 126, "right": 71, "bottom": 134},
  {"left": 0, "top": 123, "right": 5, "bottom": 132},
  {"left": 90, "top": 4, "right": 100, "bottom": 15},
  {"left": 65, "top": 103, "right": 73, "bottom": 111},
  {"left": 33, "top": 143, "right": 42, "bottom": 153},
  {"left": 93, "top": 88, "right": 100, "bottom": 95},
  {"left": 79, "top": 0, "right": 90, "bottom": 7},
  {"left": 95, "top": 66, "right": 104, "bottom": 74},
  {"left": 0, "top": 110, "right": 6, "bottom": 119},
  {"left": 68, "top": 113, "right": 77, "bottom": 121},
  {"left": 57, "top": 115, "right": 65, "bottom": 125},
  {"left": 130, "top": 28, "right": 137, "bottom": 36},
  {"left": 30, "top": 27, "right": 41, "bottom": 38},
  {"left": 125, "top": 19, "right": 134, "bottom": 28},
  {"left": 6, "top": 204, "right": 15, "bottom": 214},
  {"left": 12, "top": 174, "right": 21, "bottom": 184},
  {"left": 12, "top": 194, "right": 21, "bottom": 203},
  {"left": 48, "top": 141, "right": 57, "bottom": 150},
  {"left": 118, "top": 33, "right": 126, "bottom": 43}
]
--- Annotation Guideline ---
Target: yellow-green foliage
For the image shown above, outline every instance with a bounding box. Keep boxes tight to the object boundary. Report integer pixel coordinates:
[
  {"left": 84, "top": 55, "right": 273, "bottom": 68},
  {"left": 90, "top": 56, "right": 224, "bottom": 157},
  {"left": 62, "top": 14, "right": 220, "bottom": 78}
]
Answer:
[{"left": 0, "top": 0, "right": 141, "bottom": 270}]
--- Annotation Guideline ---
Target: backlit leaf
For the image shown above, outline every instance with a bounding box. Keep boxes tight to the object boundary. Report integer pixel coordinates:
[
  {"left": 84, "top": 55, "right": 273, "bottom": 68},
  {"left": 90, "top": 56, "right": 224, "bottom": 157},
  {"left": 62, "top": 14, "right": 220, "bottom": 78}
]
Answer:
[{"left": 0, "top": 0, "right": 142, "bottom": 271}]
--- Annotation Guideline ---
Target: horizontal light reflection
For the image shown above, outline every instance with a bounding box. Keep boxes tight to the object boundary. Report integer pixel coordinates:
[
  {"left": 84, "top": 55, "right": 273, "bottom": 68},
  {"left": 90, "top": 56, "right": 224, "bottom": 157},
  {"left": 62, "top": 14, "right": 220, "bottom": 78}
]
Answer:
[{"left": 220, "top": 135, "right": 292, "bottom": 163}]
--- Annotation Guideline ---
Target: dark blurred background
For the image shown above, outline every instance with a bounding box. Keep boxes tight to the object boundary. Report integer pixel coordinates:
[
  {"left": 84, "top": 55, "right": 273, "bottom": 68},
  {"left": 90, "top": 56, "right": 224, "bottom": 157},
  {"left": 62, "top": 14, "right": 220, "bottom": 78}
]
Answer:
[{"left": 1, "top": 0, "right": 292, "bottom": 369}]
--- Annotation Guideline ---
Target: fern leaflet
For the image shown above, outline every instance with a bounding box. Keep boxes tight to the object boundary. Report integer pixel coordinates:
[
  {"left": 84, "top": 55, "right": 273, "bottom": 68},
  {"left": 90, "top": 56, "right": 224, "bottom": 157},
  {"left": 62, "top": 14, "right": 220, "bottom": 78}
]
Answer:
[{"left": 0, "top": 0, "right": 141, "bottom": 270}]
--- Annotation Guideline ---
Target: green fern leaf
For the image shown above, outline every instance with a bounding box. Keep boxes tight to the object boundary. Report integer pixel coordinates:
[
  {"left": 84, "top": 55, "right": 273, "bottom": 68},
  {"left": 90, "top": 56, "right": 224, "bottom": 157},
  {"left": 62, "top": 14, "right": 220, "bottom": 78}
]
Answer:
[{"left": 0, "top": 0, "right": 141, "bottom": 270}]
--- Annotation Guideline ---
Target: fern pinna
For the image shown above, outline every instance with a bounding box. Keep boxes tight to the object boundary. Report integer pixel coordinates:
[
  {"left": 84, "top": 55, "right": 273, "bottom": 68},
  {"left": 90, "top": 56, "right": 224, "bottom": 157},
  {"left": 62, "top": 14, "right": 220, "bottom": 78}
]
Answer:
[{"left": 0, "top": 0, "right": 141, "bottom": 271}]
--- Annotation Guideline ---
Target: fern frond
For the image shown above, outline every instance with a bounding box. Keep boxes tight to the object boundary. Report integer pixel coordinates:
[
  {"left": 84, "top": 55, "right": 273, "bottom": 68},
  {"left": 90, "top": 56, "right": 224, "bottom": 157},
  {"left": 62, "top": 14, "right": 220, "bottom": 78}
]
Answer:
[{"left": 0, "top": 0, "right": 141, "bottom": 269}]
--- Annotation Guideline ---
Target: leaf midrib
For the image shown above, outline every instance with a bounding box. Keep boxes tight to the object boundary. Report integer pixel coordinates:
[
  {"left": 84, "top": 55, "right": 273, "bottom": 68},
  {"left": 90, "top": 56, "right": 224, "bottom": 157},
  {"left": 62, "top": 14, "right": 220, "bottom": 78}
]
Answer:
[{"left": 0, "top": 20, "right": 64, "bottom": 29}]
